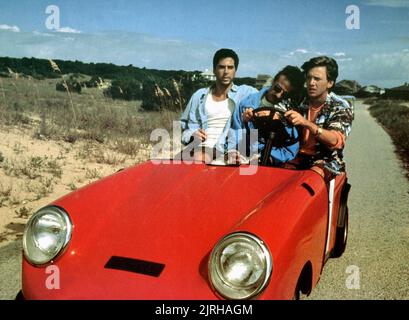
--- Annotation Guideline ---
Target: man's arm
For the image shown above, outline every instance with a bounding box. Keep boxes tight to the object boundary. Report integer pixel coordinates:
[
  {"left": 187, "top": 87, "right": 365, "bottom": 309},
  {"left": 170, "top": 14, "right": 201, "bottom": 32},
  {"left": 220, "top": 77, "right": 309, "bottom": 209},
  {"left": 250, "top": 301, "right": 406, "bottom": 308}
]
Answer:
[
  {"left": 284, "top": 110, "right": 341, "bottom": 148},
  {"left": 326, "top": 103, "right": 354, "bottom": 140},
  {"left": 226, "top": 94, "right": 258, "bottom": 151},
  {"left": 269, "top": 126, "right": 299, "bottom": 165},
  {"left": 180, "top": 92, "right": 206, "bottom": 145}
]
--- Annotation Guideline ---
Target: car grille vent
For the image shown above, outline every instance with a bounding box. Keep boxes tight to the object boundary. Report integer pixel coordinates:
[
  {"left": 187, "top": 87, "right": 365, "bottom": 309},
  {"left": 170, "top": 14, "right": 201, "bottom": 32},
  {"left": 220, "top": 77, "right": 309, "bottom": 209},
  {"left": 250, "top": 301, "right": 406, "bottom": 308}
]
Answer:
[
  {"left": 301, "top": 183, "right": 315, "bottom": 196},
  {"left": 105, "top": 256, "right": 165, "bottom": 277}
]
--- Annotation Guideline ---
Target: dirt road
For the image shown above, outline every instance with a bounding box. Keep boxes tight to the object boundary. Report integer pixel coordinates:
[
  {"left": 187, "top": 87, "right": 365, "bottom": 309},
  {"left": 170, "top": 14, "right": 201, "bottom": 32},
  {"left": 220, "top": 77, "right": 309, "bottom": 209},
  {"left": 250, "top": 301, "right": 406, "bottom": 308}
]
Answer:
[
  {"left": 307, "top": 100, "right": 409, "bottom": 299},
  {"left": 1, "top": 100, "right": 409, "bottom": 300}
]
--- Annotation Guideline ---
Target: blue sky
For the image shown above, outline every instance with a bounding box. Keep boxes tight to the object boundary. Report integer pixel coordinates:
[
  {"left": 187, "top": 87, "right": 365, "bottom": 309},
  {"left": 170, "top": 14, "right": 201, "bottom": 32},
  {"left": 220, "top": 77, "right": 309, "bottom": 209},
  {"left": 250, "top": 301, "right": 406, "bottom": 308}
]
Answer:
[{"left": 0, "top": 0, "right": 408, "bottom": 87}]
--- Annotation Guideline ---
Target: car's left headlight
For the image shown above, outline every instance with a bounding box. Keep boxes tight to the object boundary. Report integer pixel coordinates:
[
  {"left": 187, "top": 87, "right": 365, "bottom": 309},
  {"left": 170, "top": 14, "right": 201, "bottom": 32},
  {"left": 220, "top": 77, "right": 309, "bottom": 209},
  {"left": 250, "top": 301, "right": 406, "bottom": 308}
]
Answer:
[
  {"left": 208, "top": 232, "right": 272, "bottom": 300},
  {"left": 23, "top": 206, "right": 72, "bottom": 266}
]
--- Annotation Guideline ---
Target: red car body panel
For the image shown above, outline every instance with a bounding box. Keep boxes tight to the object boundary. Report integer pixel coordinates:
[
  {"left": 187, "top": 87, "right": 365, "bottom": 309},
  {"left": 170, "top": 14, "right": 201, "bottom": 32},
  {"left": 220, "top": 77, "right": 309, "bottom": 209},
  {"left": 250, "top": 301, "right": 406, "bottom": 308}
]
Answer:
[{"left": 21, "top": 161, "right": 346, "bottom": 300}]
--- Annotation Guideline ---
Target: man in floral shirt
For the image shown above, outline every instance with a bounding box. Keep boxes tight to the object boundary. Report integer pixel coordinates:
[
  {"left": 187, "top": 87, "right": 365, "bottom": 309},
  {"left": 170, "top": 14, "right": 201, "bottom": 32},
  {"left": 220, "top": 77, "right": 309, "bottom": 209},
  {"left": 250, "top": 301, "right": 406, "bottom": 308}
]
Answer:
[{"left": 284, "top": 56, "right": 354, "bottom": 181}]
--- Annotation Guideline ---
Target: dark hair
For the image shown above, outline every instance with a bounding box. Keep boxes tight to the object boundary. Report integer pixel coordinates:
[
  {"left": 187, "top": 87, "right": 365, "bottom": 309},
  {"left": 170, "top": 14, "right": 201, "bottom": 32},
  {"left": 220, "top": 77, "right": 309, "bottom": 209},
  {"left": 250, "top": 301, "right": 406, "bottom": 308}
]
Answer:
[
  {"left": 274, "top": 65, "right": 305, "bottom": 105},
  {"left": 301, "top": 56, "right": 339, "bottom": 83},
  {"left": 213, "top": 48, "right": 239, "bottom": 70}
]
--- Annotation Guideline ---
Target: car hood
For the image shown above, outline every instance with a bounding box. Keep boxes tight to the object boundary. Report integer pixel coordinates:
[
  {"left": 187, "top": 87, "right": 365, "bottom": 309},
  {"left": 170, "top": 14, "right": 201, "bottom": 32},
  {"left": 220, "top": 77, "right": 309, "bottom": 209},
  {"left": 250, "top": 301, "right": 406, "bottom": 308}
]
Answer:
[
  {"left": 27, "top": 161, "right": 316, "bottom": 298},
  {"left": 56, "top": 161, "right": 305, "bottom": 252}
]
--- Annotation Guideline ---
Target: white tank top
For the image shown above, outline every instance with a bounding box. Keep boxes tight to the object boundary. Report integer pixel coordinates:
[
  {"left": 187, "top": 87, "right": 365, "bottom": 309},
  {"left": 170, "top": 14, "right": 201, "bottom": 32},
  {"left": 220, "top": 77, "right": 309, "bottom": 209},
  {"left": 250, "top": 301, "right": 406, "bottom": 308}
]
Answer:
[{"left": 200, "top": 94, "right": 234, "bottom": 148}]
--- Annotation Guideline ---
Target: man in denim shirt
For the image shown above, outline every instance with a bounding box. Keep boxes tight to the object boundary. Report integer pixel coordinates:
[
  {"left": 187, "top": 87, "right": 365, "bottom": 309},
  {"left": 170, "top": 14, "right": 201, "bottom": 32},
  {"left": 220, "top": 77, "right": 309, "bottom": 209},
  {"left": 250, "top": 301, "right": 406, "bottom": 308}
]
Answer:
[
  {"left": 227, "top": 66, "right": 305, "bottom": 166},
  {"left": 180, "top": 48, "right": 257, "bottom": 162}
]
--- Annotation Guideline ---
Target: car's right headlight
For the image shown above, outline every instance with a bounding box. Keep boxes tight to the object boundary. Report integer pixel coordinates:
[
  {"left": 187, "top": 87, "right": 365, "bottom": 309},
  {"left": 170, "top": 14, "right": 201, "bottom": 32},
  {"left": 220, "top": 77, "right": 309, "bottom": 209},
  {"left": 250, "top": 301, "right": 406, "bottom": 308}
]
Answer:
[
  {"left": 208, "top": 232, "right": 272, "bottom": 300},
  {"left": 23, "top": 206, "right": 72, "bottom": 266}
]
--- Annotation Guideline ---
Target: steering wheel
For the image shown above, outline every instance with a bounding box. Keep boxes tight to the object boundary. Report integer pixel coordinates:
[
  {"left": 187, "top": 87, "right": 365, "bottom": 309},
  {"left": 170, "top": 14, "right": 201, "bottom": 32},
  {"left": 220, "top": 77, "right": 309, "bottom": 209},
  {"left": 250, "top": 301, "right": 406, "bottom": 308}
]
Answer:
[
  {"left": 250, "top": 107, "right": 294, "bottom": 165},
  {"left": 252, "top": 107, "right": 290, "bottom": 144}
]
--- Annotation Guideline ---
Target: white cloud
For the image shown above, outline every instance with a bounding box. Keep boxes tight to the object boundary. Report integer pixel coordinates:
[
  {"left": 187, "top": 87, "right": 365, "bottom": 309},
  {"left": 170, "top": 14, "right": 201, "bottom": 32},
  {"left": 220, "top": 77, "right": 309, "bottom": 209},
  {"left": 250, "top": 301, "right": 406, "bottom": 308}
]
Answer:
[
  {"left": 282, "top": 48, "right": 310, "bottom": 58},
  {"left": 338, "top": 57, "right": 353, "bottom": 62},
  {"left": 0, "top": 24, "right": 20, "bottom": 32},
  {"left": 289, "top": 48, "right": 308, "bottom": 56},
  {"left": 364, "top": 0, "right": 409, "bottom": 8},
  {"left": 334, "top": 52, "right": 346, "bottom": 57},
  {"left": 56, "top": 27, "right": 82, "bottom": 34},
  {"left": 33, "top": 31, "right": 55, "bottom": 37},
  {"left": 341, "top": 51, "right": 409, "bottom": 87}
]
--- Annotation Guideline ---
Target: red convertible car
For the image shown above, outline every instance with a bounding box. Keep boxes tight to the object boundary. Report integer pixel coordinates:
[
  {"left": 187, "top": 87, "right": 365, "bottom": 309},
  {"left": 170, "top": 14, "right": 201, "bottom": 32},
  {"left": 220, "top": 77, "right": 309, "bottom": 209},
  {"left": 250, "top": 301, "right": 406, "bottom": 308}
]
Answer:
[{"left": 18, "top": 158, "right": 350, "bottom": 300}]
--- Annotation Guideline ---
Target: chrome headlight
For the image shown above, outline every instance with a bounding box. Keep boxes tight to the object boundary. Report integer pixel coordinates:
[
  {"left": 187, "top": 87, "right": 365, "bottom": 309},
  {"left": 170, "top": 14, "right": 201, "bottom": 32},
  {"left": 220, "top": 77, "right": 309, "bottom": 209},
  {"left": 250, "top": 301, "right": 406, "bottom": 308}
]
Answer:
[
  {"left": 23, "top": 206, "right": 72, "bottom": 266},
  {"left": 209, "top": 232, "right": 272, "bottom": 300}
]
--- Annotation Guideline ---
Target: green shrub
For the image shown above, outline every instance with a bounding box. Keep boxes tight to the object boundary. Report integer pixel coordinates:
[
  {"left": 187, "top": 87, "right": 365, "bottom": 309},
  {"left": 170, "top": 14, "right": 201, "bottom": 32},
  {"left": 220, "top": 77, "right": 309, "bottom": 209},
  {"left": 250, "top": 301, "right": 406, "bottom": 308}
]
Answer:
[
  {"left": 104, "top": 78, "right": 142, "bottom": 100},
  {"left": 369, "top": 101, "right": 409, "bottom": 162},
  {"left": 56, "top": 80, "right": 81, "bottom": 93}
]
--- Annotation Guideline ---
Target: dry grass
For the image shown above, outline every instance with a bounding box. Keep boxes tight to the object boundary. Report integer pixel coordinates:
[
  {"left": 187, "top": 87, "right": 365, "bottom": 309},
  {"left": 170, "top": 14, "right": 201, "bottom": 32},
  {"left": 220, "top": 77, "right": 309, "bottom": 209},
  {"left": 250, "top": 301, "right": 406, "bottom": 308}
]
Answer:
[
  {"left": 49, "top": 59, "right": 78, "bottom": 126},
  {"left": 15, "top": 206, "right": 32, "bottom": 219},
  {"left": 0, "top": 75, "right": 179, "bottom": 151},
  {"left": 94, "top": 149, "right": 127, "bottom": 165},
  {"left": 26, "top": 177, "right": 55, "bottom": 200},
  {"left": 2, "top": 155, "right": 63, "bottom": 180},
  {"left": 368, "top": 98, "right": 409, "bottom": 179},
  {"left": 0, "top": 182, "right": 12, "bottom": 208},
  {"left": 85, "top": 168, "right": 102, "bottom": 180}
]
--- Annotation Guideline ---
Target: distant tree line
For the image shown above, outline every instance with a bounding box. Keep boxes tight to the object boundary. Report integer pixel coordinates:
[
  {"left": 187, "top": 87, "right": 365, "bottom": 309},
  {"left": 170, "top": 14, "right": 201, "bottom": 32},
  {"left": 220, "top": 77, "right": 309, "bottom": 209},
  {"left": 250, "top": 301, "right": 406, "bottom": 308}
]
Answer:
[
  {"left": 0, "top": 56, "right": 256, "bottom": 111},
  {"left": 0, "top": 56, "right": 199, "bottom": 82}
]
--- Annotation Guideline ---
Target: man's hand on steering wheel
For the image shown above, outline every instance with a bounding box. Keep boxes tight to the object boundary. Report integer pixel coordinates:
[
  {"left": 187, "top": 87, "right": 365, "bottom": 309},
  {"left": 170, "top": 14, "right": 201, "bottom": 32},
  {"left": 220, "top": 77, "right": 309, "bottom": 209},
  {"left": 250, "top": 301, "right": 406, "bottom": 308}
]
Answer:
[
  {"left": 254, "top": 109, "right": 281, "bottom": 120},
  {"left": 284, "top": 110, "right": 307, "bottom": 127},
  {"left": 242, "top": 108, "right": 254, "bottom": 123}
]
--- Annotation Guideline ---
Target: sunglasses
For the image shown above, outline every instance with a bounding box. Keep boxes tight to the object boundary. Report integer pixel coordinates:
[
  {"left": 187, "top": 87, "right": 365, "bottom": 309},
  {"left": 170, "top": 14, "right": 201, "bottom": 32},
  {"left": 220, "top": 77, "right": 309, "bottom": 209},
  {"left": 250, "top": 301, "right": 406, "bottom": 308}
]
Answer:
[{"left": 273, "top": 83, "right": 289, "bottom": 99}]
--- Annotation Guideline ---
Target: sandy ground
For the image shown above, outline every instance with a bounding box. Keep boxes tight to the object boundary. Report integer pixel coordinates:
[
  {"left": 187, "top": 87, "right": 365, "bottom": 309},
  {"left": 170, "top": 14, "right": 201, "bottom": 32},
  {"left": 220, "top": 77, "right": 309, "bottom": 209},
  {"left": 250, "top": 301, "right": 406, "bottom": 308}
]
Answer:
[{"left": 0, "top": 123, "right": 151, "bottom": 245}]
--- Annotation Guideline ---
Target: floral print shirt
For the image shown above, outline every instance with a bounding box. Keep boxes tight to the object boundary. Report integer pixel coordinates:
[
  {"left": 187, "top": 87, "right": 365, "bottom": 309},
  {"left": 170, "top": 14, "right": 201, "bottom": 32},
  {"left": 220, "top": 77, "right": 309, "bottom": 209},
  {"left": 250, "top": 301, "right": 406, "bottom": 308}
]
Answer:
[{"left": 294, "top": 92, "right": 354, "bottom": 175}]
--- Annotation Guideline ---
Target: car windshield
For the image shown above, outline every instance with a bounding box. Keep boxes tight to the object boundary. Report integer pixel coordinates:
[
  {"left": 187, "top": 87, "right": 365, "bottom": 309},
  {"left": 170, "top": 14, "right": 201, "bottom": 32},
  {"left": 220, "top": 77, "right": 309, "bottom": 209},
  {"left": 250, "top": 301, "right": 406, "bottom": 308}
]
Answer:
[
  {"left": 151, "top": 152, "right": 260, "bottom": 167},
  {"left": 154, "top": 148, "right": 293, "bottom": 168},
  {"left": 207, "top": 153, "right": 260, "bottom": 166}
]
